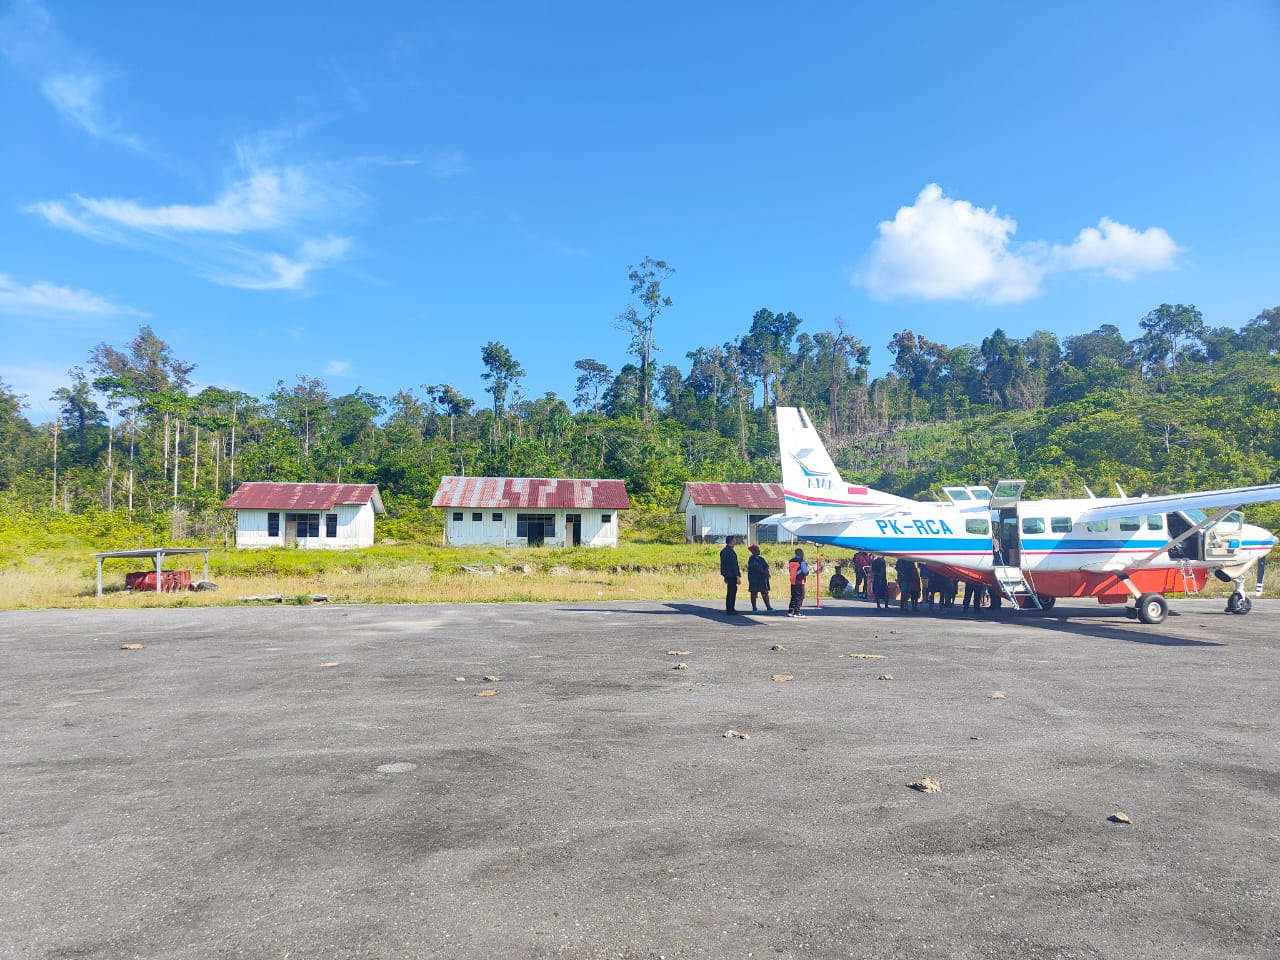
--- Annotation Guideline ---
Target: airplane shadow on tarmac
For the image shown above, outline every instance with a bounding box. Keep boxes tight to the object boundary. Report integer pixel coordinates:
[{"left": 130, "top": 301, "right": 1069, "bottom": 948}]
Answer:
[{"left": 566, "top": 600, "right": 1227, "bottom": 646}]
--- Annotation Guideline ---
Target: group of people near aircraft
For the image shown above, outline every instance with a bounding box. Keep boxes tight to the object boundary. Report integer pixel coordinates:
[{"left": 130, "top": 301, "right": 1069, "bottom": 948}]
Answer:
[
  {"left": 723, "top": 539, "right": 1010, "bottom": 618},
  {"left": 718, "top": 537, "right": 813, "bottom": 617}
]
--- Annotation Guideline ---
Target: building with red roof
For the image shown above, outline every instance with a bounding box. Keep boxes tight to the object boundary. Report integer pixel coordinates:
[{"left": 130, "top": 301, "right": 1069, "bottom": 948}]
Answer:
[
  {"left": 677, "top": 482, "right": 796, "bottom": 544},
  {"left": 222, "top": 483, "right": 385, "bottom": 549},
  {"left": 431, "top": 477, "right": 630, "bottom": 547}
]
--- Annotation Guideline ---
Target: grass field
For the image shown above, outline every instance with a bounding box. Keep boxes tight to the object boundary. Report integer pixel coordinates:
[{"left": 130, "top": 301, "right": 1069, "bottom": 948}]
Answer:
[
  {"left": 0, "top": 536, "right": 1269, "bottom": 610},
  {"left": 0, "top": 541, "right": 856, "bottom": 609}
]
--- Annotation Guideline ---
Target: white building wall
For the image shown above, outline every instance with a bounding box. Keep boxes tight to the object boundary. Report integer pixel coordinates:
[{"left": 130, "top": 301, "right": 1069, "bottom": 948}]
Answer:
[
  {"left": 443, "top": 507, "right": 620, "bottom": 548},
  {"left": 234, "top": 503, "right": 375, "bottom": 549},
  {"left": 683, "top": 503, "right": 796, "bottom": 544}
]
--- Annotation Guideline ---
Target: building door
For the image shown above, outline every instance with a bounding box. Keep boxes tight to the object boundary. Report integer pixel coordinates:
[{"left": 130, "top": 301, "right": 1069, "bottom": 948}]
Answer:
[
  {"left": 284, "top": 518, "right": 298, "bottom": 547},
  {"left": 565, "top": 514, "right": 582, "bottom": 546}
]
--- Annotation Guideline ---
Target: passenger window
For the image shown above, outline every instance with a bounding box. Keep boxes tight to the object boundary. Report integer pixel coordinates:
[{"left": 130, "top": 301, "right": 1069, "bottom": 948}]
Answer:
[
  {"left": 1147, "top": 514, "right": 1164, "bottom": 531},
  {"left": 1022, "top": 517, "right": 1045, "bottom": 534},
  {"left": 965, "top": 519, "right": 990, "bottom": 535},
  {"left": 1119, "top": 517, "right": 1141, "bottom": 532},
  {"left": 1051, "top": 517, "right": 1072, "bottom": 533},
  {"left": 1086, "top": 520, "right": 1109, "bottom": 533}
]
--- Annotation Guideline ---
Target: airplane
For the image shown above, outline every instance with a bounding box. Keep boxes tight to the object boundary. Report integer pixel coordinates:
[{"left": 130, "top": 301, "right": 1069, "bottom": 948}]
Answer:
[{"left": 768, "top": 405, "right": 1280, "bottom": 624}]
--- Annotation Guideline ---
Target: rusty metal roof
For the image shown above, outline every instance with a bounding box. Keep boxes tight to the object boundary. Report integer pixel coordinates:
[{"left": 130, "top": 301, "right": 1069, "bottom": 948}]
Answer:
[
  {"left": 682, "top": 482, "right": 785, "bottom": 510},
  {"left": 431, "top": 477, "right": 630, "bottom": 510},
  {"left": 222, "top": 483, "right": 385, "bottom": 513}
]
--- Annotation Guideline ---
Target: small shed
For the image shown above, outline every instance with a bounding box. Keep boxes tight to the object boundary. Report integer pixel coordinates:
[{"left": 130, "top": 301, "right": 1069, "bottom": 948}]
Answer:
[
  {"left": 93, "top": 546, "right": 212, "bottom": 597},
  {"left": 432, "top": 477, "right": 630, "bottom": 547},
  {"left": 677, "top": 482, "right": 796, "bottom": 544},
  {"left": 222, "top": 482, "right": 385, "bottom": 549}
]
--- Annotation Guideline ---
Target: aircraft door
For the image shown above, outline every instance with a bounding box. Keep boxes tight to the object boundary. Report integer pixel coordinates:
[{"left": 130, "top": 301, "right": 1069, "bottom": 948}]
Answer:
[
  {"left": 989, "top": 480, "right": 1026, "bottom": 568},
  {"left": 996, "top": 510, "right": 1021, "bottom": 567}
]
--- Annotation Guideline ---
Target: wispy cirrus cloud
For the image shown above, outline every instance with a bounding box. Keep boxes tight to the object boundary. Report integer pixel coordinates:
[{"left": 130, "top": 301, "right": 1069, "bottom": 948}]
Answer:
[
  {"left": 1, "top": 1, "right": 144, "bottom": 150},
  {"left": 28, "top": 147, "right": 358, "bottom": 292},
  {"left": 853, "top": 184, "right": 1179, "bottom": 303},
  {"left": 0, "top": 273, "right": 146, "bottom": 318},
  {"left": 215, "top": 235, "right": 352, "bottom": 292}
]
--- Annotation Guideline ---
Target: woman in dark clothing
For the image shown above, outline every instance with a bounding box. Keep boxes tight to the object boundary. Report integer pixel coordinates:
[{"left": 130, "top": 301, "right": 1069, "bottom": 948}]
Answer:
[
  {"left": 746, "top": 544, "right": 774, "bottom": 612},
  {"left": 871, "top": 555, "right": 889, "bottom": 610},
  {"left": 896, "top": 558, "right": 921, "bottom": 612}
]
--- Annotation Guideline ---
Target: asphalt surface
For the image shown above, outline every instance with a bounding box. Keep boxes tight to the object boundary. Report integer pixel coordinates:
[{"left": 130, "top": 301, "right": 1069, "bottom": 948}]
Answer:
[{"left": 2, "top": 597, "right": 1278, "bottom": 960}]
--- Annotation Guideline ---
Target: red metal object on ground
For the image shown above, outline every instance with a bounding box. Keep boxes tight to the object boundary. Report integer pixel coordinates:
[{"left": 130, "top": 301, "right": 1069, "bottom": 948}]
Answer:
[{"left": 125, "top": 570, "right": 192, "bottom": 592}]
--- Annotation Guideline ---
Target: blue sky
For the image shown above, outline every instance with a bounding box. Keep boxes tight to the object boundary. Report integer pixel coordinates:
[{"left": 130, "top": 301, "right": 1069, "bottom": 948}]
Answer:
[{"left": 2, "top": 0, "right": 1277, "bottom": 421}]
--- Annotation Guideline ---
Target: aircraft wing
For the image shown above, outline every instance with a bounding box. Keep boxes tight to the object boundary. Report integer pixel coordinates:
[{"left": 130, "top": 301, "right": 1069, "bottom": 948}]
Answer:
[{"left": 1072, "top": 482, "right": 1280, "bottom": 525}]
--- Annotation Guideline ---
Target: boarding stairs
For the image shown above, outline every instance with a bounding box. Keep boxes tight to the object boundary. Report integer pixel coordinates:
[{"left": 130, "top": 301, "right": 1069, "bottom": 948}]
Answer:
[
  {"left": 1177, "top": 560, "right": 1200, "bottom": 596},
  {"left": 992, "top": 565, "right": 1043, "bottom": 610}
]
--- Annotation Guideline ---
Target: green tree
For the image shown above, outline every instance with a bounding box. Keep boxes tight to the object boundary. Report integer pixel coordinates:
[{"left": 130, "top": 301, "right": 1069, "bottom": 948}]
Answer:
[
  {"left": 572, "top": 358, "right": 613, "bottom": 413},
  {"left": 618, "top": 257, "right": 675, "bottom": 423}
]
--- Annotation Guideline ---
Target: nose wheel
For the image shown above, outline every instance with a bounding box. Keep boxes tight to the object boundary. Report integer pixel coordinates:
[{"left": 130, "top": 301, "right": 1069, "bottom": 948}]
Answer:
[{"left": 1227, "top": 592, "right": 1253, "bottom": 615}]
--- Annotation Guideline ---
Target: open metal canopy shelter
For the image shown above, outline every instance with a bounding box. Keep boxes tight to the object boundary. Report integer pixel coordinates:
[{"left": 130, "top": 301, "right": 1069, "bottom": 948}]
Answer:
[{"left": 92, "top": 547, "right": 212, "bottom": 597}]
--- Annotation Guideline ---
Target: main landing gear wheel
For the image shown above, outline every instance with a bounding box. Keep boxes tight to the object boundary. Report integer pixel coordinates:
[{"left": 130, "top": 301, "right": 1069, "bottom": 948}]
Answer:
[
  {"left": 1227, "top": 593, "right": 1253, "bottom": 615},
  {"left": 1136, "top": 593, "right": 1168, "bottom": 625},
  {"left": 1036, "top": 595, "right": 1056, "bottom": 610}
]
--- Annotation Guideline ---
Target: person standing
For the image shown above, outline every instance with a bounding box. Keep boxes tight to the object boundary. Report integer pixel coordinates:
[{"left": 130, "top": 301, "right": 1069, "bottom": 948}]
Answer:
[
  {"left": 746, "top": 544, "right": 774, "bottom": 612},
  {"left": 853, "top": 550, "right": 871, "bottom": 597},
  {"left": 787, "top": 548, "right": 810, "bottom": 617},
  {"left": 720, "top": 536, "right": 741, "bottom": 615},
  {"left": 871, "top": 555, "right": 889, "bottom": 609},
  {"left": 896, "top": 558, "right": 921, "bottom": 612}
]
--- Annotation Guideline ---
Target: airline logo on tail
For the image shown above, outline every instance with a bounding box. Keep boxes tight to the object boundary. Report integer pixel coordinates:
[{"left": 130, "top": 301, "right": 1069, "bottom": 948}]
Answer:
[{"left": 777, "top": 405, "right": 912, "bottom": 515}]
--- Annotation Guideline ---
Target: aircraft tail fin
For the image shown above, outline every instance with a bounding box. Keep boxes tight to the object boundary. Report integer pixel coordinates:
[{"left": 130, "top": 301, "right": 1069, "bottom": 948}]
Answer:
[{"left": 776, "top": 406, "right": 913, "bottom": 517}]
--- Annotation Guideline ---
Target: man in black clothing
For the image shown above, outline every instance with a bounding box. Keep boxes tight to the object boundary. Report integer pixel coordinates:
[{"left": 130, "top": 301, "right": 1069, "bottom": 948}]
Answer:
[{"left": 720, "top": 536, "right": 741, "bottom": 614}]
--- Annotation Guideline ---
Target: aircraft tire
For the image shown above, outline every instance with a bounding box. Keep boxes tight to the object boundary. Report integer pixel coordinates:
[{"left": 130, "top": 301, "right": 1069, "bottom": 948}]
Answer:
[
  {"left": 1228, "top": 594, "right": 1253, "bottom": 615},
  {"left": 1136, "top": 593, "right": 1168, "bottom": 625},
  {"left": 1036, "top": 596, "right": 1056, "bottom": 610}
]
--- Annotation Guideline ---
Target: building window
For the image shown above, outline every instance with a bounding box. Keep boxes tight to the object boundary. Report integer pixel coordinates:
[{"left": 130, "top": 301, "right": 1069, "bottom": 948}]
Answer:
[
  {"left": 1051, "top": 517, "right": 1072, "bottom": 533},
  {"left": 267, "top": 512, "right": 280, "bottom": 537},
  {"left": 472, "top": 512, "right": 483, "bottom": 522},
  {"left": 492, "top": 512, "right": 503, "bottom": 522},
  {"left": 452, "top": 512, "right": 463, "bottom": 522},
  {"left": 287, "top": 512, "right": 320, "bottom": 538},
  {"left": 601, "top": 513, "right": 612, "bottom": 524},
  {"left": 326, "top": 513, "right": 338, "bottom": 537},
  {"left": 516, "top": 514, "right": 556, "bottom": 538}
]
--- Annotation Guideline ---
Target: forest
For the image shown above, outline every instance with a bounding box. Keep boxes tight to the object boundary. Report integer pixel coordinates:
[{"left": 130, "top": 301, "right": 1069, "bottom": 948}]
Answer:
[{"left": 3, "top": 258, "right": 1279, "bottom": 548}]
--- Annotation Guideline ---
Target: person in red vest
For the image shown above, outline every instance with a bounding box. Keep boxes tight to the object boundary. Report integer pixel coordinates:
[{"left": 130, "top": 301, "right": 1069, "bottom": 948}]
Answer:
[{"left": 787, "top": 548, "right": 810, "bottom": 618}]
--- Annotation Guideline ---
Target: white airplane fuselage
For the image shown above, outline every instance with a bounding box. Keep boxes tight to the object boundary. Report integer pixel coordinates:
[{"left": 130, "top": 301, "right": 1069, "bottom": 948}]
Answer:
[
  {"left": 772, "top": 405, "right": 1280, "bottom": 615},
  {"left": 782, "top": 494, "right": 1274, "bottom": 603}
]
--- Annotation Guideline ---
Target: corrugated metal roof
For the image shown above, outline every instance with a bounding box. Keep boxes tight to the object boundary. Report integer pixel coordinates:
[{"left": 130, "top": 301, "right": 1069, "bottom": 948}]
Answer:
[
  {"left": 222, "top": 482, "right": 385, "bottom": 513},
  {"left": 683, "top": 482, "right": 785, "bottom": 510},
  {"left": 431, "top": 476, "right": 630, "bottom": 510}
]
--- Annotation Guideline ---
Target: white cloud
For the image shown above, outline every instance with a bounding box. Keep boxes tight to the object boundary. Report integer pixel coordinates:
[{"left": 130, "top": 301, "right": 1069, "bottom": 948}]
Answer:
[
  {"left": 0, "top": 3, "right": 143, "bottom": 150},
  {"left": 853, "top": 184, "right": 1178, "bottom": 303},
  {"left": 325, "top": 360, "right": 351, "bottom": 376},
  {"left": 0, "top": 273, "right": 145, "bottom": 317},
  {"left": 55, "top": 167, "right": 319, "bottom": 235},
  {"left": 216, "top": 235, "right": 351, "bottom": 291},
  {"left": 40, "top": 71, "right": 143, "bottom": 150},
  {"left": 29, "top": 142, "right": 358, "bottom": 292},
  {"left": 1051, "top": 217, "right": 1178, "bottom": 280}
]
